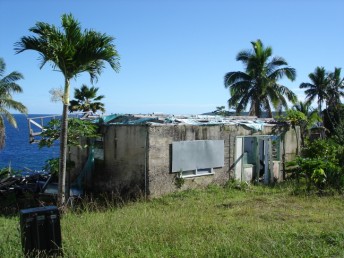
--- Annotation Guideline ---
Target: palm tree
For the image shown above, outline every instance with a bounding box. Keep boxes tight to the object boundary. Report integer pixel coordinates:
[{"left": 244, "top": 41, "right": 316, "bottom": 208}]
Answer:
[
  {"left": 323, "top": 67, "right": 344, "bottom": 134},
  {"left": 0, "top": 58, "right": 27, "bottom": 149},
  {"left": 69, "top": 84, "right": 105, "bottom": 114},
  {"left": 326, "top": 67, "right": 344, "bottom": 110},
  {"left": 292, "top": 101, "right": 321, "bottom": 146},
  {"left": 293, "top": 101, "right": 320, "bottom": 124},
  {"left": 299, "top": 67, "right": 329, "bottom": 116},
  {"left": 15, "top": 13, "right": 120, "bottom": 204},
  {"left": 224, "top": 39, "right": 297, "bottom": 118}
]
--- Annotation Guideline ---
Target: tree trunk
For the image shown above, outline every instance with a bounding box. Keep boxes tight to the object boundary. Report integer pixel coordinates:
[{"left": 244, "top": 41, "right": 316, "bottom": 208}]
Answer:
[
  {"left": 58, "top": 79, "right": 70, "bottom": 205},
  {"left": 256, "top": 102, "right": 261, "bottom": 118},
  {"left": 318, "top": 100, "right": 322, "bottom": 122}
]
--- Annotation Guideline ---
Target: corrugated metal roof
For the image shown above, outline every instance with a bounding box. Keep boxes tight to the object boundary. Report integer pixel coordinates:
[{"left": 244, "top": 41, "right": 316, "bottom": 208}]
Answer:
[{"left": 93, "top": 114, "right": 278, "bottom": 131}]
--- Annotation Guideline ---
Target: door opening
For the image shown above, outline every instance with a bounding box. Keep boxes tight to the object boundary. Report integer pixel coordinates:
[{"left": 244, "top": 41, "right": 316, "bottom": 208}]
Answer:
[{"left": 234, "top": 135, "right": 280, "bottom": 184}]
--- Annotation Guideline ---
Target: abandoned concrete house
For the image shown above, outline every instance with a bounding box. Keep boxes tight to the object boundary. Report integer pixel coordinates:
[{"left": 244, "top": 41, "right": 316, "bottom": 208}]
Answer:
[{"left": 65, "top": 114, "right": 299, "bottom": 198}]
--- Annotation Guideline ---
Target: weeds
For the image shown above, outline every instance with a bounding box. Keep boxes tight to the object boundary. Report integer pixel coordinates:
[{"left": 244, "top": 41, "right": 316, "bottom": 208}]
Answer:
[{"left": 1, "top": 183, "right": 344, "bottom": 257}]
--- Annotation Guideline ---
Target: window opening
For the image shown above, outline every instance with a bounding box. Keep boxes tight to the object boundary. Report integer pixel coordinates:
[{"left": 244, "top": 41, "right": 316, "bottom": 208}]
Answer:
[
  {"left": 171, "top": 140, "right": 224, "bottom": 178},
  {"left": 181, "top": 168, "right": 214, "bottom": 178}
]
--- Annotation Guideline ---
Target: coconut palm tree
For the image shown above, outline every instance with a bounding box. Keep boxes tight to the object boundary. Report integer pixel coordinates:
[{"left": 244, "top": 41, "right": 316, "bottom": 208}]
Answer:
[
  {"left": 224, "top": 39, "right": 297, "bottom": 118},
  {"left": 322, "top": 67, "right": 344, "bottom": 134},
  {"left": 292, "top": 101, "right": 321, "bottom": 146},
  {"left": 0, "top": 58, "right": 27, "bottom": 149},
  {"left": 326, "top": 67, "right": 344, "bottom": 110},
  {"left": 69, "top": 84, "right": 105, "bottom": 114},
  {"left": 15, "top": 13, "right": 120, "bottom": 204},
  {"left": 299, "top": 67, "right": 329, "bottom": 116},
  {"left": 293, "top": 101, "right": 320, "bottom": 124}
]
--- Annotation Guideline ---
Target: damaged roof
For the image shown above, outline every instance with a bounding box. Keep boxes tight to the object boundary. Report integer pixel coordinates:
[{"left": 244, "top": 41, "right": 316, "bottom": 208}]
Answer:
[{"left": 94, "top": 114, "right": 278, "bottom": 131}]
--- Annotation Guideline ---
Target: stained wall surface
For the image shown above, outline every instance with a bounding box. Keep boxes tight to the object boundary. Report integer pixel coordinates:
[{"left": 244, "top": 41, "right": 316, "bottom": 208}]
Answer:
[
  {"left": 82, "top": 123, "right": 298, "bottom": 197},
  {"left": 91, "top": 125, "right": 148, "bottom": 196}
]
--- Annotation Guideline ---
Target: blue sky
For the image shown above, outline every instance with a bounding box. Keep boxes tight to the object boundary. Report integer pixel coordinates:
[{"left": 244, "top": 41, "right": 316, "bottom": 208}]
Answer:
[{"left": 1, "top": 0, "right": 343, "bottom": 115}]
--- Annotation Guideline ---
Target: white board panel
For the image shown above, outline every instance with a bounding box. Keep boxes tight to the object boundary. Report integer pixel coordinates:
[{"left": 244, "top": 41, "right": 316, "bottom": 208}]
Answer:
[{"left": 172, "top": 140, "right": 224, "bottom": 172}]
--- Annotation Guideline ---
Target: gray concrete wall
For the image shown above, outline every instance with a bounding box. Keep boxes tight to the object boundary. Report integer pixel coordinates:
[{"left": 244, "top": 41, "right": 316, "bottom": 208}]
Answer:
[
  {"left": 91, "top": 125, "right": 148, "bottom": 197},
  {"left": 146, "top": 123, "right": 297, "bottom": 197},
  {"left": 74, "top": 123, "right": 298, "bottom": 198},
  {"left": 283, "top": 126, "right": 300, "bottom": 161},
  {"left": 69, "top": 139, "right": 90, "bottom": 188},
  {"left": 146, "top": 125, "right": 229, "bottom": 197}
]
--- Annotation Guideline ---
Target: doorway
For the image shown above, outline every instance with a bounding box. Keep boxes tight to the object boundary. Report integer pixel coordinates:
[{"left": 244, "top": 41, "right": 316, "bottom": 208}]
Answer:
[{"left": 234, "top": 135, "right": 280, "bottom": 184}]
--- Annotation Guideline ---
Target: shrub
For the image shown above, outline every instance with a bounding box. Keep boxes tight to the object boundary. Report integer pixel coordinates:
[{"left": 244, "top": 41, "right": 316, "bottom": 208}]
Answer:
[{"left": 288, "top": 139, "right": 344, "bottom": 193}]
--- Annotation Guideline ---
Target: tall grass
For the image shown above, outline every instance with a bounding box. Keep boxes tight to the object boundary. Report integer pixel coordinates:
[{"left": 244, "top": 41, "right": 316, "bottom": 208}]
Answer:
[{"left": 1, "top": 182, "right": 344, "bottom": 257}]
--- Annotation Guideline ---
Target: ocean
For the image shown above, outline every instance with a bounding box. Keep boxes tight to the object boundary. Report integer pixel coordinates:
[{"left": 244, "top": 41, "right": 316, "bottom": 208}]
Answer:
[{"left": 0, "top": 114, "right": 59, "bottom": 171}]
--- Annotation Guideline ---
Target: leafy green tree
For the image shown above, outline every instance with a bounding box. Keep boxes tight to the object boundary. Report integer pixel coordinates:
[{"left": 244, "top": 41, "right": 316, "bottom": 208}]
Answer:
[
  {"left": 69, "top": 84, "right": 105, "bottom": 113},
  {"left": 0, "top": 58, "right": 27, "bottom": 149},
  {"left": 293, "top": 101, "right": 320, "bottom": 124},
  {"left": 292, "top": 101, "right": 321, "bottom": 145},
  {"left": 213, "top": 106, "right": 232, "bottom": 117},
  {"left": 331, "top": 119, "right": 344, "bottom": 145},
  {"left": 302, "top": 139, "right": 343, "bottom": 192},
  {"left": 15, "top": 13, "right": 120, "bottom": 204},
  {"left": 299, "top": 67, "right": 330, "bottom": 117},
  {"left": 39, "top": 118, "right": 100, "bottom": 149},
  {"left": 39, "top": 118, "right": 100, "bottom": 189},
  {"left": 224, "top": 39, "right": 297, "bottom": 118},
  {"left": 43, "top": 158, "right": 60, "bottom": 177},
  {"left": 288, "top": 139, "right": 344, "bottom": 193},
  {"left": 323, "top": 106, "right": 344, "bottom": 136}
]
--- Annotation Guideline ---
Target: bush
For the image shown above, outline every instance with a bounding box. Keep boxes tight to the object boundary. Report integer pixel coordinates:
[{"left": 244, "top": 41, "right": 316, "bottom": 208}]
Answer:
[
  {"left": 288, "top": 139, "right": 344, "bottom": 193},
  {"left": 0, "top": 167, "right": 10, "bottom": 180}
]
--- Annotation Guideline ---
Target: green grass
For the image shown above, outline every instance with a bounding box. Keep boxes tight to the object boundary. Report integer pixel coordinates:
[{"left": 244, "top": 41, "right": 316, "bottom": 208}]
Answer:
[{"left": 1, "top": 182, "right": 344, "bottom": 257}]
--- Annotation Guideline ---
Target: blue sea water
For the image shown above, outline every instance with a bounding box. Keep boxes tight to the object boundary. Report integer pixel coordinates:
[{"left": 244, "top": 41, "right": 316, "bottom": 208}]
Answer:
[{"left": 0, "top": 114, "right": 59, "bottom": 171}]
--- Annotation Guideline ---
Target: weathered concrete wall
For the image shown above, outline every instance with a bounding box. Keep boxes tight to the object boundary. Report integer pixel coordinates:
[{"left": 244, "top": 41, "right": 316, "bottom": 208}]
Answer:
[
  {"left": 73, "top": 123, "right": 298, "bottom": 198},
  {"left": 146, "top": 123, "right": 297, "bottom": 197},
  {"left": 146, "top": 125, "right": 229, "bottom": 197},
  {"left": 283, "top": 126, "right": 300, "bottom": 161},
  {"left": 92, "top": 125, "right": 148, "bottom": 197},
  {"left": 69, "top": 139, "right": 90, "bottom": 188}
]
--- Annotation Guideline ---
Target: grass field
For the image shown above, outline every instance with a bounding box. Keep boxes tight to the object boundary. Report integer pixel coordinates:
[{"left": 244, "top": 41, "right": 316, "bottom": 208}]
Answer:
[{"left": 1, "top": 181, "right": 344, "bottom": 257}]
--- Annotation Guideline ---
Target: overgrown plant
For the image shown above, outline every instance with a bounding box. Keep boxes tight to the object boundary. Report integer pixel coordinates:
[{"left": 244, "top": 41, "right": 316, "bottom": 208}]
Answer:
[
  {"left": 43, "top": 158, "right": 59, "bottom": 176},
  {"left": 225, "top": 179, "right": 251, "bottom": 191},
  {"left": 0, "top": 167, "right": 11, "bottom": 180},
  {"left": 0, "top": 167, "right": 22, "bottom": 180},
  {"left": 39, "top": 118, "right": 100, "bottom": 148},
  {"left": 311, "top": 168, "right": 326, "bottom": 190},
  {"left": 43, "top": 158, "right": 75, "bottom": 177},
  {"left": 39, "top": 118, "right": 99, "bottom": 191},
  {"left": 174, "top": 171, "right": 185, "bottom": 189},
  {"left": 292, "top": 101, "right": 322, "bottom": 144},
  {"left": 287, "top": 139, "right": 344, "bottom": 193},
  {"left": 287, "top": 157, "right": 326, "bottom": 192},
  {"left": 323, "top": 104, "right": 344, "bottom": 143}
]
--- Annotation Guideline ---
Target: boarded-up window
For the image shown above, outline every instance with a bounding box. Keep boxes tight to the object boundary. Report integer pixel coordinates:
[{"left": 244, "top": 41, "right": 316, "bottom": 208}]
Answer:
[{"left": 171, "top": 140, "right": 224, "bottom": 172}]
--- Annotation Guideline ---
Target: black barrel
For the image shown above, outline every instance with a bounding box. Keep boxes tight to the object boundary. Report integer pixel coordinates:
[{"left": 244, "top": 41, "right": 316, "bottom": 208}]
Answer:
[{"left": 19, "top": 206, "right": 62, "bottom": 257}]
